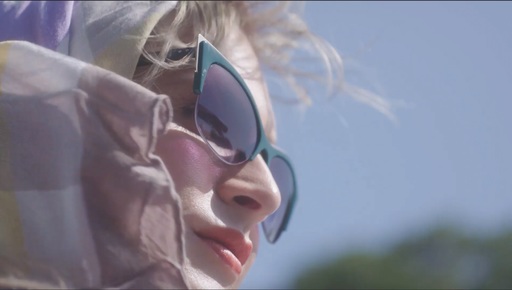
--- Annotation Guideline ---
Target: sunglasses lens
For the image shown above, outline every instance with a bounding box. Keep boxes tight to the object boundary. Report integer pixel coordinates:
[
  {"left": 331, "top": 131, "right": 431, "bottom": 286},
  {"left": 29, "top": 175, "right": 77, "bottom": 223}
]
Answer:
[
  {"left": 263, "top": 156, "right": 295, "bottom": 243},
  {"left": 196, "top": 64, "right": 258, "bottom": 164}
]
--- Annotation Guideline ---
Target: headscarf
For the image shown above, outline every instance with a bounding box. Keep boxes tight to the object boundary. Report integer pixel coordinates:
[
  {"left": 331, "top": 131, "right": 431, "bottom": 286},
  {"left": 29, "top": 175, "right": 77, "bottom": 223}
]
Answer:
[{"left": 0, "top": 1, "right": 187, "bottom": 288}]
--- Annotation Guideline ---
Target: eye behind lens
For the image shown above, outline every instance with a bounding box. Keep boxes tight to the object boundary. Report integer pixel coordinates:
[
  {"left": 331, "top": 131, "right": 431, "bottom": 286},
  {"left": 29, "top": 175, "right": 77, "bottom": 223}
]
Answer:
[{"left": 195, "top": 64, "right": 259, "bottom": 165}]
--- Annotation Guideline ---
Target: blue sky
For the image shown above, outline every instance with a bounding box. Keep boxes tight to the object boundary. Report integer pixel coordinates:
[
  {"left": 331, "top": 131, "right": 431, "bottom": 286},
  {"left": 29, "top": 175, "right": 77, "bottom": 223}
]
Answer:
[{"left": 242, "top": 2, "right": 512, "bottom": 288}]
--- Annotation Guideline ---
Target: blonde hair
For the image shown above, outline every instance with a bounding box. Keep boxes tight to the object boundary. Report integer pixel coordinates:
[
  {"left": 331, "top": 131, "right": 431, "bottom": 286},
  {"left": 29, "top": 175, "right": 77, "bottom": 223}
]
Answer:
[{"left": 137, "top": 1, "right": 393, "bottom": 118}]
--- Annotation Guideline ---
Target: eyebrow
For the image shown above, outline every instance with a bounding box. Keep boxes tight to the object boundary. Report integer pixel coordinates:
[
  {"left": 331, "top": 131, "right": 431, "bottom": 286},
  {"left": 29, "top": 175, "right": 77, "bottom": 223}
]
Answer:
[{"left": 137, "top": 47, "right": 196, "bottom": 67}]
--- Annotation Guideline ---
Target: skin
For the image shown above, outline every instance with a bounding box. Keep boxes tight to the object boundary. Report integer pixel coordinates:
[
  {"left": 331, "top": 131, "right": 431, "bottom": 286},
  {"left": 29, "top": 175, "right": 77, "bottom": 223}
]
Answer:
[{"left": 151, "top": 26, "right": 281, "bottom": 289}]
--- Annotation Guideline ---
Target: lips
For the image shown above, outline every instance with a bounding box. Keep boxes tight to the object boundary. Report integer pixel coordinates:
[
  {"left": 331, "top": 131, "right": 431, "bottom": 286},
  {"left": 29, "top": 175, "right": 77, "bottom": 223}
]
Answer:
[{"left": 195, "top": 227, "right": 253, "bottom": 274}]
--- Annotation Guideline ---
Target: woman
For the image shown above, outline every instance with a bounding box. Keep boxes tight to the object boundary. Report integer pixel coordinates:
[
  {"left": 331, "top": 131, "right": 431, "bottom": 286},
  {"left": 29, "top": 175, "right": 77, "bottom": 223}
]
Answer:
[{"left": 0, "top": 1, "right": 344, "bottom": 288}]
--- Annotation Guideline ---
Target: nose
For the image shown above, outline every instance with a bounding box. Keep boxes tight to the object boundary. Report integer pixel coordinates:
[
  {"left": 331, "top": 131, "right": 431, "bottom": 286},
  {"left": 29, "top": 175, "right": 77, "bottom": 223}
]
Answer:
[{"left": 215, "top": 155, "right": 281, "bottom": 225}]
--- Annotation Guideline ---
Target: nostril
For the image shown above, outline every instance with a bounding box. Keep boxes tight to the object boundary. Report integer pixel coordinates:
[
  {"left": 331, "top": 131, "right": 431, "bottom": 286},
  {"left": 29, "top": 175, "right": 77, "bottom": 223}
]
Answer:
[{"left": 233, "top": 196, "right": 261, "bottom": 210}]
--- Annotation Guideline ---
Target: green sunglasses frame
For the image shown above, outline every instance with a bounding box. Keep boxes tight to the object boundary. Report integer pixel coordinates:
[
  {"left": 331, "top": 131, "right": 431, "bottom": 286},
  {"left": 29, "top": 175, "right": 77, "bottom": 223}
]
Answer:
[{"left": 192, "top": 34, "right": 297, "bottom": 243}]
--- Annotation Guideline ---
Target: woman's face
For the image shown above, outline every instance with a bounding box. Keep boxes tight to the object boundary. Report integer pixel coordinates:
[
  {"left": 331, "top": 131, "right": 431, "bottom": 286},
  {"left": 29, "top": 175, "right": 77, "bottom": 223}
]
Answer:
[{"left": 152, "top": 26, "right": 281, "bottom": 288}]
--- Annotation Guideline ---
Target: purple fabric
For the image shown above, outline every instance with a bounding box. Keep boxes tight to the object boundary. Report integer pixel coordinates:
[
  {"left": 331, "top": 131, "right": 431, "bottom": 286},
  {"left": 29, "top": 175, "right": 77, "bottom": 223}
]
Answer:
[
  {"left": 0, "top": 40, "right": 186, "bottom": 288},
  {"left": 0, "top": 1, "right": 74, "bottom": 50}
]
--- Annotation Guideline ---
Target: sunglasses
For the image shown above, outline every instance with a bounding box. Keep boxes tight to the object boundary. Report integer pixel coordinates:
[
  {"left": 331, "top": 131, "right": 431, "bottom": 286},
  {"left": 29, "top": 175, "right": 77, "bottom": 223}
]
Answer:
[{"left": 139, "top": 34, "right": 297, "bottom": 243}]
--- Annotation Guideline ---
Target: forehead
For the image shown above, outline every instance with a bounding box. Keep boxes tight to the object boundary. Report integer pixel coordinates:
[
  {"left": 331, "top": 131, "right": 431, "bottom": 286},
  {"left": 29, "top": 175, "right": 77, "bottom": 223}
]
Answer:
[{"left": 215, "top": 28, "right": 277, "bottom": 144}]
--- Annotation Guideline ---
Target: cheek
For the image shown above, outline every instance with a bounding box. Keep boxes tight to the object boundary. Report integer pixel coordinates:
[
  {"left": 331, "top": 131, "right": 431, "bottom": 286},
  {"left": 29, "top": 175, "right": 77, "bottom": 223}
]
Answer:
[{"left": 155, "top": 131, "right": 221, "bottom": 193}]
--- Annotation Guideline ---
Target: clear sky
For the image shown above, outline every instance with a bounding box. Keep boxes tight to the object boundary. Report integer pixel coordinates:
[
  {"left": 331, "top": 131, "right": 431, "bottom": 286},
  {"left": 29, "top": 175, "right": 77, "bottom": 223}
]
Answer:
[{"left": 241, "top": 2, "right": 512, "bottom": 288}]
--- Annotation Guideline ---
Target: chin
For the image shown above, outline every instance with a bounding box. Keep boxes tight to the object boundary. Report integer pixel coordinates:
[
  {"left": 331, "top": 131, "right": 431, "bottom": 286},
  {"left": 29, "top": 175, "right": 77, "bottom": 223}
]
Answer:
[
  {"left": 181, "top": 256, "right": 255, "bottom": 289},
  {"left": 181, "top": 228, "right": 258, "bottom": 289}
]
